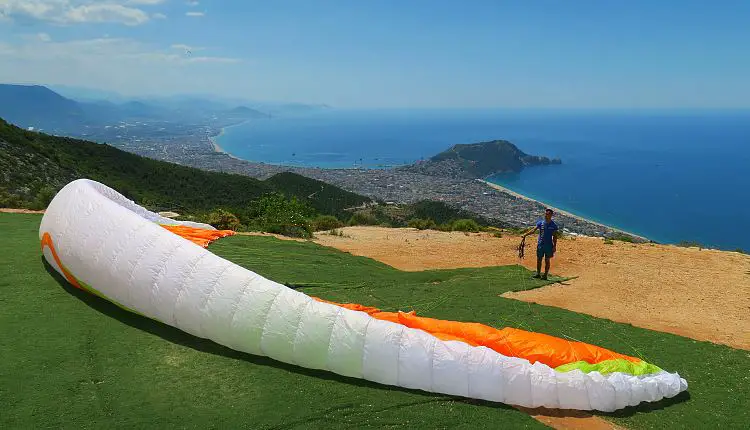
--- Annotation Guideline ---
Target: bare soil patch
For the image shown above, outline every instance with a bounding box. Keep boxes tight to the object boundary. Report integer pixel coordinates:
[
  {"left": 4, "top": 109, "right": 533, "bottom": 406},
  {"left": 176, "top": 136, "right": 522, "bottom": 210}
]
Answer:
[
  {"left": 313, "top": 226, "right": 750, "bottom": 350},
  {"left": 517, "top": 407, "right": 626, "bottom": 430},
  {"left": 0, "top": 208, "right": 45, "bottom": 214}
]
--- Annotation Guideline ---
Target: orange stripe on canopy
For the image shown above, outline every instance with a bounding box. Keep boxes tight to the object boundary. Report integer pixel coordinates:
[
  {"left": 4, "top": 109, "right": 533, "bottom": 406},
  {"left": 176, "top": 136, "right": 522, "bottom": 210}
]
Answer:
[
  {"left": 312, "top": 297, "right": 641, "bottom": 368},
  {"left": 41, "top": 232, "right": 82, "bottom": 290},
  {"left": 160, "top": 224, "right": 236, "bottom": 248}
]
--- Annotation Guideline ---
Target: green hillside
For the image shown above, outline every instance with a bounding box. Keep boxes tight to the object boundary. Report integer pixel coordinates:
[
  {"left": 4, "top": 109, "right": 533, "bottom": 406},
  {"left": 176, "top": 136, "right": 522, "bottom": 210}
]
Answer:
[{"left": 0, "top": 118, "right": 370, "bottom": 219}]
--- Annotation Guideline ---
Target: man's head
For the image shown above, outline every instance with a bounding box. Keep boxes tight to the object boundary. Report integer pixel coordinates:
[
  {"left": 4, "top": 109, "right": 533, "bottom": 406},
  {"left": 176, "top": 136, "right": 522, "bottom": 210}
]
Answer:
[{"left": 545, "top": 208, "right": 554, "bottom": 222}]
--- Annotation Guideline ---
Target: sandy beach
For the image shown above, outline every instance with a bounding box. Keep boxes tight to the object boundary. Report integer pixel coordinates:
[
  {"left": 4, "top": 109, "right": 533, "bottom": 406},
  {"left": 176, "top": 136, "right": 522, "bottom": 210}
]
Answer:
[
  {"left": 208, "top": 120, "right": 252, "bottom": 159},
  {"left": 478, "top": 179, "right": 651, "bottom": 242},
  {"left": 209, "top": 127, "right": 228, "bottom": 154}
]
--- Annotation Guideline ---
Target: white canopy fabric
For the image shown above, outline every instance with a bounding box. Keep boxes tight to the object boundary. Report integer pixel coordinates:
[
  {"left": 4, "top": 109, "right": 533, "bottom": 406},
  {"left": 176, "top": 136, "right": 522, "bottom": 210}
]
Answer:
[{"left": 39, "top": 179, "right": 687, "bottom": 412}]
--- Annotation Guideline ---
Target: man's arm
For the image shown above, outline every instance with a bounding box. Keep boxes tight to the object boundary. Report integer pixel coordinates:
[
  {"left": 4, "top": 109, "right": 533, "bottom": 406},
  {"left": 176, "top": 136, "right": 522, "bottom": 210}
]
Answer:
[
  {"left": 522, "top": 226, "right": 538, "bottom": 237},
  {"left": 552, "top": 229, "right": 560, "bottom": 250}
]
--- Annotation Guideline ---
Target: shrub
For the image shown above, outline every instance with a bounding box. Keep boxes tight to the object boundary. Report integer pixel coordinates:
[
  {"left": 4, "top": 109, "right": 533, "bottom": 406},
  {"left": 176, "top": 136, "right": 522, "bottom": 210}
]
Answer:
[
  {"left": 327, "top": 228, "right": 350, "bottom": 238},
  {"left": 677, "top": 240, "right": 703, "bottom": 249},
  {"left": 411, "top": 200, "right": 488, "bottom": 226},
  {"left": 0, "top": 190, "right": 23, "bottom": 208},
  {"left": 206, "top": 209, "right": 241, "bottom": 231},
  {"left": 312, "top": 215, "right": 343, "bottom": 231},
  {"left": 437, "top": 222, "right": 454, "bottom": 232},
  {"left": 450, "top": 219, "right": 481, "bottom": 232},
  {"left": 609, "top": 232, "right": 635, "bottom": 243},
  {"left": 29, "top": 186, "right": 57, "bottom": 210},
  {"left": 407, "top": 218, "right": 437, "bottom": 230},
  {"left": 267, "top": 223, "right": 314, "bottom": 238},
  {"left": 246, "top": 193, "right": 315, "bottom": 238},
  {"left": 348, "top": 211, "right": 378, "bottom": 226},
  {"left": 506, "top": 226, "right": 529, "bottom": 235}
]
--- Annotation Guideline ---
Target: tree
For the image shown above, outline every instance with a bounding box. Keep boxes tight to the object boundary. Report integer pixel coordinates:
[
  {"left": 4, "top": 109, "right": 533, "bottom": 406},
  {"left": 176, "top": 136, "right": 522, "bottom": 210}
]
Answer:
[{"left": 246, "top": 193, "right": 315, "bottom": 238}]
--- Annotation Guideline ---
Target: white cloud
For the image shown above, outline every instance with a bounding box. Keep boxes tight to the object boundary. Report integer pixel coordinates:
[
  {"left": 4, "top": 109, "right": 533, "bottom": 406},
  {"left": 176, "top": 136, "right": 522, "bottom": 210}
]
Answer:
[
  {"left": 152, "top": 12, "right": 166, "bottom": 19},
  {"left": 0, "top": 0, "right": 164, "bottom": 26},
  {"left": 0, "top": 42, "right": 14, "bottom": 55},
  {"left": 185, "top": 11, "right": 204, "bottom": 17},
  {"left": 186, "top": 56, "right": 239, "bottom": 64},
  {"left": 170, "top": 43, "right": 204, "bottom": 52},
  {"left": 186, "top": 1, "right": 199, "bottom": 6},
  {"left": 0, "top": 22, "right": 247, "bottom": 98},
  {"left": 0, "top": 35, "right": 240, "bottom": 66}
]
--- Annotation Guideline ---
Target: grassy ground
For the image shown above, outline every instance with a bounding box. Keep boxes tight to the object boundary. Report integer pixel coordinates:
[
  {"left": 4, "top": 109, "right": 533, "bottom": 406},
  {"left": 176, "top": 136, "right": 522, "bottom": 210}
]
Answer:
[{"left": 1, "top": 213, "right": 748, "bottom": 429}]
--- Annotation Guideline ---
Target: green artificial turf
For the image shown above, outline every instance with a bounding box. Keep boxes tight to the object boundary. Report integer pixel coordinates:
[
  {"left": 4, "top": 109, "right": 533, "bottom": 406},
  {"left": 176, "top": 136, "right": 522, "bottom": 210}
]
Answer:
[{"left": 1, "top": 213, "right": 748, "bottom": 429}]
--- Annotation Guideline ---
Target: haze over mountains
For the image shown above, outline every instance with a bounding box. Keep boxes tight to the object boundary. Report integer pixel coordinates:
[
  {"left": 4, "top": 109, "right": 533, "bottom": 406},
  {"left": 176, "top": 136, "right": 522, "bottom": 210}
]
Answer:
[{"left": 0, "top": 84, "right": 328, "bottom": 133}]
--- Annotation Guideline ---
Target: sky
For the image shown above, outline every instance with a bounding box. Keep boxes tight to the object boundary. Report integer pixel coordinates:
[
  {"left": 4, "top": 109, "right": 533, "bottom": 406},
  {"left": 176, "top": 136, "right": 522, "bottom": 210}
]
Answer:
[{"left": 0, "top": 0, "right": 749, "bottom": 109}]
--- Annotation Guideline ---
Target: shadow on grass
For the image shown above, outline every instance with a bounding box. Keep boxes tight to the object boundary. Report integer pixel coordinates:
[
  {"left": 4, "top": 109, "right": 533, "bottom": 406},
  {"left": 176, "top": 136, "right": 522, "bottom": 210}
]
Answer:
[
  {"left": 605, "top": 391, "right": 691, "bottom": 418},
  {"left": 42, "top": 257, "right": 688, "bottom": 419},
  {"left": 42, "top": 259, "right": 511, "bottom": 409},
  {"left": 516, "top": 389, "right": 690, "bottom": 421}
]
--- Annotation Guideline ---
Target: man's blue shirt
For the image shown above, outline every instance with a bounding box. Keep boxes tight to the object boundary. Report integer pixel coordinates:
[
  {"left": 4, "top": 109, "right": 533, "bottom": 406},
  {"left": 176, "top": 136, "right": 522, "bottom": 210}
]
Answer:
[{"left": 536, "top": 219, "right": 558, "bottom": 246}]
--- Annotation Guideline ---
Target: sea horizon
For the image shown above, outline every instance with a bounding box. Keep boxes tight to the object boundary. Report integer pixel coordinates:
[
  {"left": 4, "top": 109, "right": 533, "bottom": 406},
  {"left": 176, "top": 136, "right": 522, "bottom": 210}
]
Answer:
[{"left": 215, "top": 108, "right": 750, "bottom": 251}]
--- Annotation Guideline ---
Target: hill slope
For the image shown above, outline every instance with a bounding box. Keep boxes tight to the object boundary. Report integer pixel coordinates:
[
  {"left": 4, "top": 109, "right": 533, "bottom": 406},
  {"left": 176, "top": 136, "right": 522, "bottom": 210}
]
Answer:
[
  {"left": 400, "top": 140, "right": 561, "bottom": 179},
  {"left": 0, "top": 118, "right": 370, "bottom": 218},
  {"left": 0, "top": 84, "right": 275, "bottom": 130}
]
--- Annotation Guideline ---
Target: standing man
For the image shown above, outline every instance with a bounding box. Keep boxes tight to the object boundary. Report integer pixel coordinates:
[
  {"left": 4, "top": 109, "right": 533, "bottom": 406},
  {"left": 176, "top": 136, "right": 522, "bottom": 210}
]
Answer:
[{"left": 522, "top": 208, "right": 559, "bottom": 280}]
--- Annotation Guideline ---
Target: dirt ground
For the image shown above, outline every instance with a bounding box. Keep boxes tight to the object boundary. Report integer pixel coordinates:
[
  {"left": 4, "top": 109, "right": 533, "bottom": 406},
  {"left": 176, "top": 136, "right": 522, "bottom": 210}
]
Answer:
[
  {"left": 0, "top": 208, "right": 46, "bottom": 214},
  {"left": 313, "top": 226, "right": 750, "bottom": 351}
]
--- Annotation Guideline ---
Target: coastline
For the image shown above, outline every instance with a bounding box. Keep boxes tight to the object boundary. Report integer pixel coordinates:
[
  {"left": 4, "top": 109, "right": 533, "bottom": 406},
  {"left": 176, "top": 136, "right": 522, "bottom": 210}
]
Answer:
[
  {"left": 208, "top": 120, "right": 250, "bottom": 161},
  {"left": 209, "top": 128, "right": 227, "bottom": 153},
  {"left": 478, "top": 179, "right": 650, "bottom": 241},
  {"left": 193, "top": 121, "right": 649, "bottom": 243}
]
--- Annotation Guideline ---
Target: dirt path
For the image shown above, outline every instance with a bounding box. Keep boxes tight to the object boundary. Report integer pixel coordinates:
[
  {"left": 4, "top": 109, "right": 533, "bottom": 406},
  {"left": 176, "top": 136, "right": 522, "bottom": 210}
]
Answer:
[
  {"left": 0, "top": 208, "right": 45, "bottom": 214},
  {"left": 516, "top": 407, "right": 626, "bottom": 430},
  {"left": 313, "top": 226, "right": 750, "bottom": 351}
]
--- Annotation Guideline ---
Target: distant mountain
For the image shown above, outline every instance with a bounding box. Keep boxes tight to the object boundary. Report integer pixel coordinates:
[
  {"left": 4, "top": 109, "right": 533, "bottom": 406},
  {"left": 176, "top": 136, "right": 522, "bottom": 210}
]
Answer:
[
  {"left": 118, "top": 101, "right": 169, "bottom": 118},
  {"left": 0, "top": 84, "right": 278, "bottom": 129},
  {"left": 227, "top": 106, "right": 270, "bottom": 119},
  {"left": 0, "top": 84, "right": 85, "bottom": 130},
  {"left": 141, "top": 96, "right": 234, "bottom": 113},
  {"left": 47, "top": 84, "right": 130, "bottom": 104},
  {"left": 263, "top": 103, "right": 331, "bottom": 116},
  {"left": 77, "top": 100, "right": 127, "bottom": 123},
  {"left": 400, "top": 140, "right": 561, "bottom": 179}
]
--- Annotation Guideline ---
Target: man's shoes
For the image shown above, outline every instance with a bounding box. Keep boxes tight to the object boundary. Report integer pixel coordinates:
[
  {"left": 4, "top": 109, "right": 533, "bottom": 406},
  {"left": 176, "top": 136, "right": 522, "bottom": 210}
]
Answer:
[
  {"left": 532, "top": 273, "right": 541, "bottom": 279},
  {"left": 541, "top": 274, "right": 548, "bottom": 280}
]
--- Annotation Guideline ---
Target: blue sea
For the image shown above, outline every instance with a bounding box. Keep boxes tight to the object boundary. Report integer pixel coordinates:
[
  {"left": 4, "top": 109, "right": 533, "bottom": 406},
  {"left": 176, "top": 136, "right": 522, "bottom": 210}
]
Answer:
[{"left": 217, "top": 109, "right": 750, "bottom": 251}]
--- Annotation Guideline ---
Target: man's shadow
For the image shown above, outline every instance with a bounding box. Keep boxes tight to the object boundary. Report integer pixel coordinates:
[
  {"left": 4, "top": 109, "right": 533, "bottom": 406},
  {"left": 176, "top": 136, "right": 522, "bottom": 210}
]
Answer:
[{"left": 42, "top": 257, "right": 689, "bottom": 419}]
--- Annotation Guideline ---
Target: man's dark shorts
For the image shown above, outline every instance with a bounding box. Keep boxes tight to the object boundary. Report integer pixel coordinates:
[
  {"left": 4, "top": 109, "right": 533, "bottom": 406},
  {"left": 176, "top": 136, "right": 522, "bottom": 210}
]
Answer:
[{"left": 537, "top": 243, "right": 554, "bottom": 259}]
